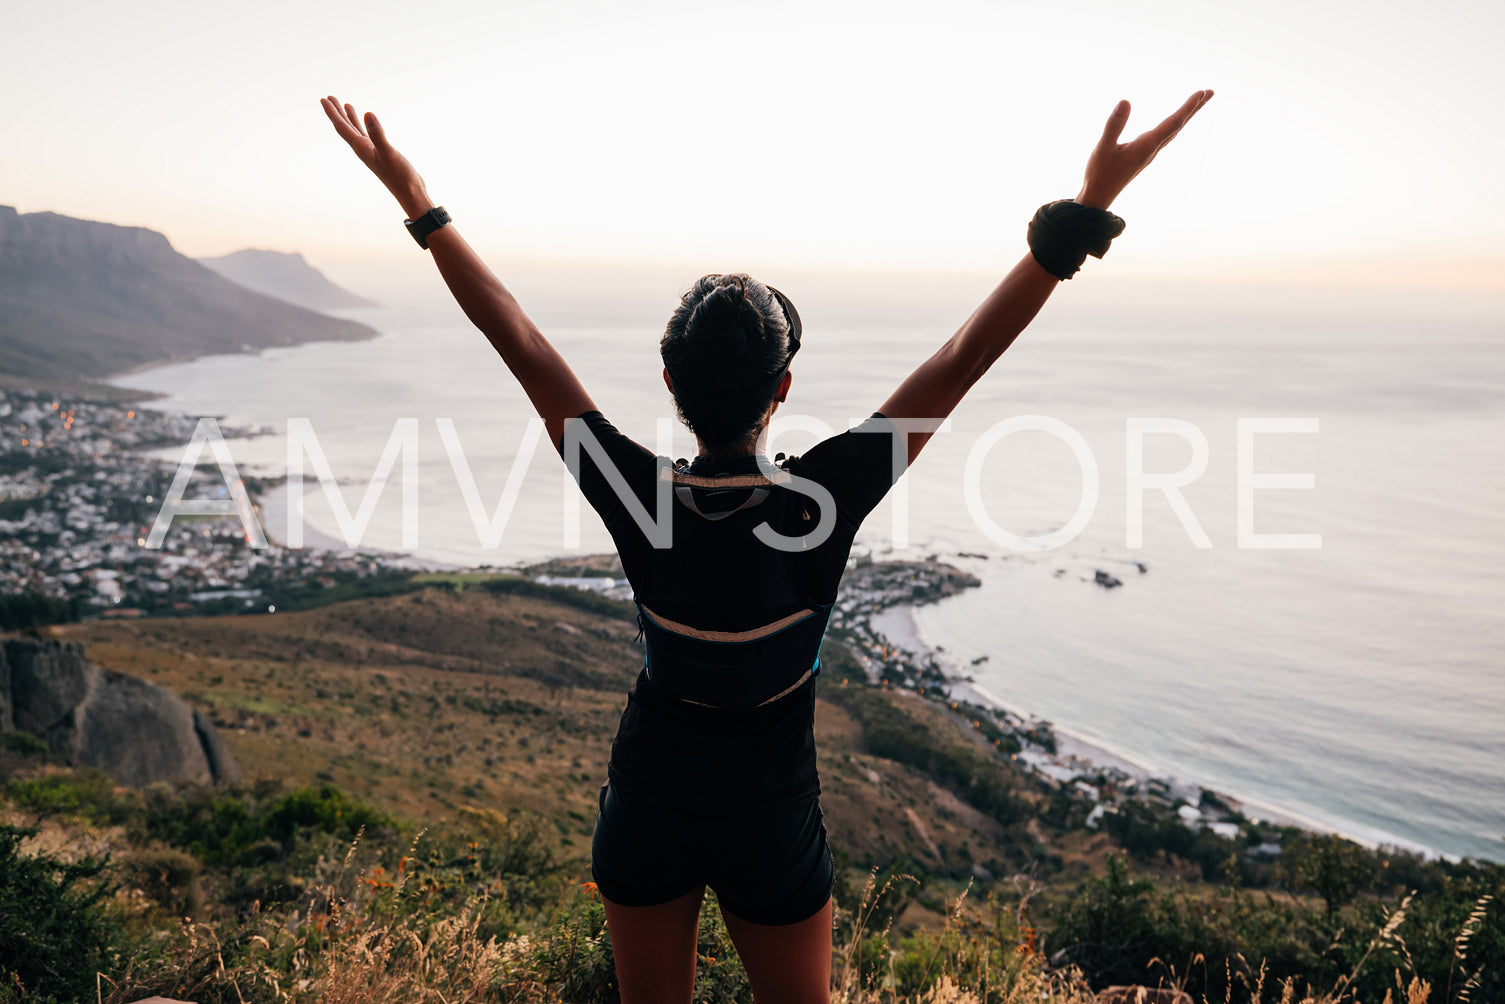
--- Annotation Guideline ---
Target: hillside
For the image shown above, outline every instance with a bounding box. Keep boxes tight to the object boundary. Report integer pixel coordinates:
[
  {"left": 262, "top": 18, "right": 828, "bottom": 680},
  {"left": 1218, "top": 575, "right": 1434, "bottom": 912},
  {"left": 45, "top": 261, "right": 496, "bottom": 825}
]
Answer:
[
  {"left": 197, "top": 248, "right": 377, "bottom": 311},
  {"left": 0, "top": 205, "right": 377, "bottom": 388},
  {"left": 53, "top": 584, "right": 1052, "bottom": 883},
  {"left": 8, "top": 582, "right": 1500, "bottom": 1003}
]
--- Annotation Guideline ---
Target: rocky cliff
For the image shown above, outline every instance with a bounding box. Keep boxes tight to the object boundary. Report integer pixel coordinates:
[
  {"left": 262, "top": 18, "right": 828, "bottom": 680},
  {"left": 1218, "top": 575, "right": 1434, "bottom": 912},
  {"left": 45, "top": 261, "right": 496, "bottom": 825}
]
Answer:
[
  {"left": 0, "top": 637, "right": 239, "bottom": 787},
  {"left": 0, "top": 204, "right": 377, "bottom": 385}
]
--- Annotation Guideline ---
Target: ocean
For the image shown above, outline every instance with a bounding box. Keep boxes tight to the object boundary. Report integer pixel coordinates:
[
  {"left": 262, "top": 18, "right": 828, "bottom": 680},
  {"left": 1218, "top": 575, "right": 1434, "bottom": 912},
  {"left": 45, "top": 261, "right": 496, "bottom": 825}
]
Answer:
[{"left": 113, "top": 265, "right": 1505, "bottom": 863}]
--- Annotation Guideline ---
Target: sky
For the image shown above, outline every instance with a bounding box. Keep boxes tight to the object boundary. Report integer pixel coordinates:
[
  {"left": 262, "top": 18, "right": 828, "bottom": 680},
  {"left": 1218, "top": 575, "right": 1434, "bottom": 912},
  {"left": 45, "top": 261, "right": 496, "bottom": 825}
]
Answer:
[{"left": 3, "top": 0, "right": 1504, "bottom": 287}]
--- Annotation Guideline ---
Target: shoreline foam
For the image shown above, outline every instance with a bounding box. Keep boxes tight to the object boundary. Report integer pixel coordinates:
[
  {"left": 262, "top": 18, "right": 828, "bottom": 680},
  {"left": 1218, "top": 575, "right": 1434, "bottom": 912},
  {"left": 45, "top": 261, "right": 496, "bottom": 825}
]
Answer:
[
  {"left": 255, "top": 482, "right": 460, "bottom": 573},
  {"left": 885, "top": 598, "right": 1448, "bottom": 860},
  {"left": 255, "top": 482, "right": 353, "bottom": 553}
]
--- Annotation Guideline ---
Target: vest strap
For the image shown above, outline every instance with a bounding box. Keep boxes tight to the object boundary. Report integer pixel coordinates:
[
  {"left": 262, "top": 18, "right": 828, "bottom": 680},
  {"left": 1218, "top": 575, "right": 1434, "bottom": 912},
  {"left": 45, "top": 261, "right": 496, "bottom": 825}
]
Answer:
[
  {"left": 673, "top": 483, "right": 770, "bottom": 520},
  {"left": 639, "top": 603, "right": 816, "bottom": 643}
]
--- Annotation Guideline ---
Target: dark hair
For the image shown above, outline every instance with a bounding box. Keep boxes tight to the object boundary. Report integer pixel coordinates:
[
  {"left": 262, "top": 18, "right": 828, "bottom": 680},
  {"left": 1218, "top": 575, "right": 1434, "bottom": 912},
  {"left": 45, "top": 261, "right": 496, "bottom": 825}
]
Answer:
[{"left": 661, "top": 273, "right": 792, "bottom": 452}]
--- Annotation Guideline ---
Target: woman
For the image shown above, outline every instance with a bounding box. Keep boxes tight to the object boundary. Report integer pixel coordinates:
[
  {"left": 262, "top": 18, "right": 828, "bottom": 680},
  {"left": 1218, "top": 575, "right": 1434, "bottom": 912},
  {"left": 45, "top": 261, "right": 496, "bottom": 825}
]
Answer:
[{"left": 322, "top": 87, "right": 1212, "bottom": 1003}]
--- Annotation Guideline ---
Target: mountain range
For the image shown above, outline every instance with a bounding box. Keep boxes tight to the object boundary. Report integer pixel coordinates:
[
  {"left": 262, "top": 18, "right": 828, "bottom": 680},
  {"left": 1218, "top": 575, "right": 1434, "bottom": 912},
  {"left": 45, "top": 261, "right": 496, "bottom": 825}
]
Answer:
[
  {"left": 0, "top": 205, "right": 377, "bottom": 388},
  {"left": 197, "top": 248, "right": 377, "bottom": 311}
]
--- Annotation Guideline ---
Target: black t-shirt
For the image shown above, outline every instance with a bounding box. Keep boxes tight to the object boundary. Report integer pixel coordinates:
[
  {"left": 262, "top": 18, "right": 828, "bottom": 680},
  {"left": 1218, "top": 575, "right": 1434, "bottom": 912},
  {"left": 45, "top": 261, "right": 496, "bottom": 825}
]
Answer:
[{"left": 557, "top": 410, "right": 905, "bottom": 815}]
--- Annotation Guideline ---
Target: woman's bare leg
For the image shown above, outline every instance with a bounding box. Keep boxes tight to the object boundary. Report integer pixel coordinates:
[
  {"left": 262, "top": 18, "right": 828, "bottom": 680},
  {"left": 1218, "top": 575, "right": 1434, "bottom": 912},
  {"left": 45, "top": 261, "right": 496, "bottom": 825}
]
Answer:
[
  {"left": 719, "top": 896, "right": 833, "bottom": 1004},
  {"left": 602, "top": 884, "right": 706, "bottom": 1004}
]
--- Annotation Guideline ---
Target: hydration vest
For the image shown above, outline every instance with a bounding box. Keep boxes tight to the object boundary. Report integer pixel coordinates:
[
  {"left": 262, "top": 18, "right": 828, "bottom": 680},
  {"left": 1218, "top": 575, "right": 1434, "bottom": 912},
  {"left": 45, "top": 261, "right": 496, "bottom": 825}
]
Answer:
[{"left": 633, "top": 455, "right": 835, "bottom": 712}]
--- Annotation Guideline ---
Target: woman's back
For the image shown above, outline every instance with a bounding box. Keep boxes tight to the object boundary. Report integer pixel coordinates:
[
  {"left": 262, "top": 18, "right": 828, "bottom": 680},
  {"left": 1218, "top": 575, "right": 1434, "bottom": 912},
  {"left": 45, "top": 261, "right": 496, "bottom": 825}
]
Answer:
[{"left": 560, "top": 408, "right": 903, "bottom": 814}]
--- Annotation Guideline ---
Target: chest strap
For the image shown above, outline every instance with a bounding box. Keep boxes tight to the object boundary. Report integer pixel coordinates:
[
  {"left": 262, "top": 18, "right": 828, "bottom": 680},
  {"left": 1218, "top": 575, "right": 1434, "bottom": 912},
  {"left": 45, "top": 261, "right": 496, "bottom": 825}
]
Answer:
[{"left": 639, "top": 603, "right": 816, "bottom": 642}]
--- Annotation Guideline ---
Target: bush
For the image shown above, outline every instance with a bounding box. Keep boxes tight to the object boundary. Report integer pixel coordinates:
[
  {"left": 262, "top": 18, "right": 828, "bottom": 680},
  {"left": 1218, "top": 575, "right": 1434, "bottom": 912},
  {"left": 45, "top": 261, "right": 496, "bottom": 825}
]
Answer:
[
  {"left": 0, "top": 592, "right": 82, "bottom": 631},
  {"left": 140, "top": 780, "right": 395, "bottom": 867},
  {"left": 2, "top": 731, "right": 50, "bottom": 757},
  {"left": 1283, "top": 832, "right": 1379, "bottom": 917},
  {"left": 1047, "top": 851, "right": 1505, "bottom": 1004},
  {"left": 0, "top": 823, "right": 119, "bottom": 1003},
  {"left": 4, "top": 767, "right": 136, "bottom": 823},
  {"left": 126, "top": 846, "right": 204, "bottom": 920}
]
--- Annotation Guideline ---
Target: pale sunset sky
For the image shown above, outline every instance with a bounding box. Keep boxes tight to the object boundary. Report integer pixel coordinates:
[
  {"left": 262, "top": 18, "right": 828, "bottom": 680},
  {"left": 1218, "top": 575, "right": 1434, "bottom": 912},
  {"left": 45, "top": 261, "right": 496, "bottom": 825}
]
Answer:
[{"left": 3, "top": 0, "right": 1502, "bottom": 289}]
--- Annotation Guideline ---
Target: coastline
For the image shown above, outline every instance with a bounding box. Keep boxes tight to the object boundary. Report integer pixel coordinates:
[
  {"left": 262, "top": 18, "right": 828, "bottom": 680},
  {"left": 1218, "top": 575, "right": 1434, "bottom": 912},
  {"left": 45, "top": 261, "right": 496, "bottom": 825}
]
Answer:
[
  {"left": 254, "top": 481, "right": 460, "bottom": 573},
  {"left": 99, "top": 357, "right": 403, "bottom": 562},
  {"left": 255, "top": 481, "right": 360, "bottom": 554},
  {"left": 72, "top": 341, "right": 1484, "bottom": 861},
  {"left": 877, "top": 595, "right": 1447, "bottom": 859}
]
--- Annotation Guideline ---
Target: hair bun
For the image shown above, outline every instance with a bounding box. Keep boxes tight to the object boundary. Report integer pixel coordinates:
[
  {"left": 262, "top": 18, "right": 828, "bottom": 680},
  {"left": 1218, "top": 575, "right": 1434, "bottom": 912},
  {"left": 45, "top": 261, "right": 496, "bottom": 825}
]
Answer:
[{"left": 685, "top": 276, "right": 760, "bottom": 355}]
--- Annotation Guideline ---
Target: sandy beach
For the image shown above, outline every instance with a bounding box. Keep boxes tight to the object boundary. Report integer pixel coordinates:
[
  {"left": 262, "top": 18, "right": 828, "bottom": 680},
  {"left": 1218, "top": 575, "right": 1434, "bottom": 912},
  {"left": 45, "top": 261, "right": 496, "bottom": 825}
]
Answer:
[
  {"left": 255, "top": 482, "right": 362, "bottom": 552},
  {"left": 255, "top": 481, "right": 459, "bottom": 572}
]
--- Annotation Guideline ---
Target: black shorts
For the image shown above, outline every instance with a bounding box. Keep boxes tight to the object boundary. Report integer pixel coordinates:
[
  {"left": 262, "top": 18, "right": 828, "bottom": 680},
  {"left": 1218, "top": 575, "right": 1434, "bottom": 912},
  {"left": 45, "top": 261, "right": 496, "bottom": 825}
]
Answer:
[{"left": 591, "top": 780, "right": 835, "bottom": 926}]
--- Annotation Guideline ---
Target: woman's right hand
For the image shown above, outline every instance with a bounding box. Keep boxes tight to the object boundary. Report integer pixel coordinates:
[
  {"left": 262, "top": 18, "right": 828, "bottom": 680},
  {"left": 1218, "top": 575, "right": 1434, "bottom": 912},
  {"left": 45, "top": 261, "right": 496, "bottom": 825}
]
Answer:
[
  {"left": 1076, "top": 89, "right": 1214, "bottom": 210},
  {"left": 320, "top": 95, "right": 432, "bottom": 218}
]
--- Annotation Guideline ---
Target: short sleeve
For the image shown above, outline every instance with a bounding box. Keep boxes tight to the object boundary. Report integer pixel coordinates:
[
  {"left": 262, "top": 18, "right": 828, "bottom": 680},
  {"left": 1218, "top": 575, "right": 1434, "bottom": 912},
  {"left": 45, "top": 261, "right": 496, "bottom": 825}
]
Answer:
[
  {"left": 555, "top": 411, "right": 659, "bottom": 531},
  {"left": 785, "top": 412, "right": 906, "bottom": 528}
]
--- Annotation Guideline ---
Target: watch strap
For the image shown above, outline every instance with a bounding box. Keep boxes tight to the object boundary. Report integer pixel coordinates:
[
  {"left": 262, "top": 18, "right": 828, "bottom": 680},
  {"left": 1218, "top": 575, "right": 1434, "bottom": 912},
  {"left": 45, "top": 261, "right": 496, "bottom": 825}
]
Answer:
[{"left": 404, "top": 206, "right": 452, "bottom": 250}]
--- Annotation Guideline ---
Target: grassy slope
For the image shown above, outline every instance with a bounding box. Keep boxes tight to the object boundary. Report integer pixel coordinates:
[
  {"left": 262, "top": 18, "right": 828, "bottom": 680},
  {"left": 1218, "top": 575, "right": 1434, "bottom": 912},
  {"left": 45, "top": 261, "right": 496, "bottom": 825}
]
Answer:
[
  {"left": 21, "top": 585, "right": 1501, "bottom": 1004},
  {"left": 53, "top": 584, "right": 1105, "bottom": 909}
]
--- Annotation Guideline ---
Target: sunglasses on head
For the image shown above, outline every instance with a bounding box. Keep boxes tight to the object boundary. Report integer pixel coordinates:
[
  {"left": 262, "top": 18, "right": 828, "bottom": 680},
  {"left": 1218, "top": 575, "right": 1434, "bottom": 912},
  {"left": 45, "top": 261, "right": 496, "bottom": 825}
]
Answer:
[{"left": 766, "top": 284, "right": 802, "bottom": 367}]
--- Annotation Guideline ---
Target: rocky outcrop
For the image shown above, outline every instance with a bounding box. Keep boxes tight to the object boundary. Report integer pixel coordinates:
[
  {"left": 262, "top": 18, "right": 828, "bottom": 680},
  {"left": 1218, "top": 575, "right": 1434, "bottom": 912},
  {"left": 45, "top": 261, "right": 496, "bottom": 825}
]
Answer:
[{"left": 0, "top": 638, "right": 239, "bottom": 787}]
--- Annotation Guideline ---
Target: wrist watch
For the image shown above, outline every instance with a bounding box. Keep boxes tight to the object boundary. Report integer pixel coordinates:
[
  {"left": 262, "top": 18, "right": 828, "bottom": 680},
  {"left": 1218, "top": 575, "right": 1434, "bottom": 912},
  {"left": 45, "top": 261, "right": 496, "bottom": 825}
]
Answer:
[{"left": 404, "top": 206, "right": 452, "bottom": 250}]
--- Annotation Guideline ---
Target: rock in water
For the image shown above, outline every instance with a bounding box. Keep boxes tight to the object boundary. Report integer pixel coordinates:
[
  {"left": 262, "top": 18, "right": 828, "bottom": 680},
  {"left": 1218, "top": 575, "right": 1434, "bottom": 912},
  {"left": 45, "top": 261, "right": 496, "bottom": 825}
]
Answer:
[{"left": 0, "top": 638, "right": 240, "bottom": 787}]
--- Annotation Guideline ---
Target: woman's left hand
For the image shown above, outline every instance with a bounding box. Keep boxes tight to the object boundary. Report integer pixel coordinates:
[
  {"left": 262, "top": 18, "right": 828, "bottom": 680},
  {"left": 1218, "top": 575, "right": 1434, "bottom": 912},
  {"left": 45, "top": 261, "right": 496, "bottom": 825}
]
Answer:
[
  {"left": 320, "top": 96, "right": 431, "bottom": 215},
  {"left": 1076, "top": 89, "right": 1213, "bottom": 210}
]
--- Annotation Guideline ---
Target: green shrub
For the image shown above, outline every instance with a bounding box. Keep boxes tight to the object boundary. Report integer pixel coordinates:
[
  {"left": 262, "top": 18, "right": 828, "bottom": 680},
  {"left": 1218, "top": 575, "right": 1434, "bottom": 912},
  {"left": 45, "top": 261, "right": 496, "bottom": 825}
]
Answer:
[
  {"left": 1048, "top": 851, "right": 1505, "bottom": 1004},
  {"left": 2, "top": 731, "right": 49, "bottom": 756},
  {"left": 140, "top": 780, "right": 395, "bottom": 867},
  {"left": 126, "top": 846, "right": 204, "bottom": 920},
  {"left": 1283, "top": 832, "right": 1379, "bottom": 917},
  {"left": 521, "top": 893, "right": 619, "bottom": 1003},
  {"left": 0, "top": 823, "right": 119, "bottom": 1003},
  {"left": 261, "top": 782, "right": 393, "bottom": 845},
  {"left": 4, "top": 767, "right": 137, "bottom": 823}
]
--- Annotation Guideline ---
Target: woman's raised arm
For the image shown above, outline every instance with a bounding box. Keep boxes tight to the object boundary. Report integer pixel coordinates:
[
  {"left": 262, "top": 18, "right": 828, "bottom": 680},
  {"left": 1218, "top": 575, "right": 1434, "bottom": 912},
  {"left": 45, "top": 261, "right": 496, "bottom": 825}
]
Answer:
[
  {"left": 877, "top": 89, "right": 1214, "bottom": 465},
  {"left": 320, "top": 97, "right": 596, "bottom": 448}
]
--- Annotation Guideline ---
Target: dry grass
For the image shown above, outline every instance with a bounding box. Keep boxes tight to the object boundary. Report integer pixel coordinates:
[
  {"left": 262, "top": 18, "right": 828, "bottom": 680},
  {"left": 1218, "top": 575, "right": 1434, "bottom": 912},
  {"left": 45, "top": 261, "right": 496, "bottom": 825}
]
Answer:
[
  {"left": 71, "top": 820, "right": 1483, "bottom": 1004},
  {"left": 55, "top": 587, "right": 1069, "bottom": 894}
]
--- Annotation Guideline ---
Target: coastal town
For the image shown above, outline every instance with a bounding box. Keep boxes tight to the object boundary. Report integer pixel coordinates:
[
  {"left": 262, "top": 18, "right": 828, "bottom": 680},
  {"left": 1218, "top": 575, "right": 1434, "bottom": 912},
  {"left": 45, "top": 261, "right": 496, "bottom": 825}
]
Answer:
[{"left": 0, "top": 386, "right": 398, "bottom": 622}]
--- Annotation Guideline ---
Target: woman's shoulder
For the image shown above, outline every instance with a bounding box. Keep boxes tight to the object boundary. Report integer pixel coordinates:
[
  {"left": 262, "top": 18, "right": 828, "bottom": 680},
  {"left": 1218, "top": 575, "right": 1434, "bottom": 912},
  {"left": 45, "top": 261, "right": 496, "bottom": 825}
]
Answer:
[{"left": 781, "top": 412, "right": 904, "bottom": 526}]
